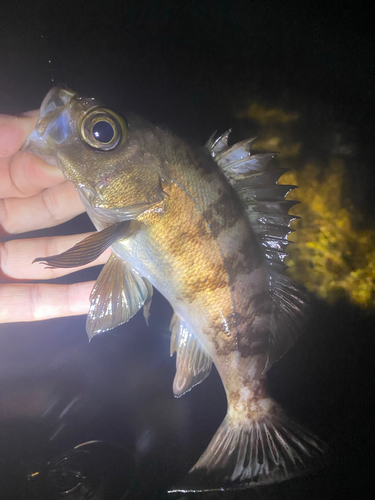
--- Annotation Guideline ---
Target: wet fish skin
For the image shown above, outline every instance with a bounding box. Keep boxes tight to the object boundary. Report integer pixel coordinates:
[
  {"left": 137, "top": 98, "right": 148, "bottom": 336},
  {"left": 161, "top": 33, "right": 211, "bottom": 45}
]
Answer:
[{"left": 24, "top": 87, "right": 326, "bottom": 490}]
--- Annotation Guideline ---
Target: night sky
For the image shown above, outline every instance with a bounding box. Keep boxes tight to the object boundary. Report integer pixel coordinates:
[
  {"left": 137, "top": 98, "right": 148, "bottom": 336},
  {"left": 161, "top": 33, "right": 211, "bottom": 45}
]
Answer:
[{"left": 1, "top": 1, "right": 375, "bottom": 499}]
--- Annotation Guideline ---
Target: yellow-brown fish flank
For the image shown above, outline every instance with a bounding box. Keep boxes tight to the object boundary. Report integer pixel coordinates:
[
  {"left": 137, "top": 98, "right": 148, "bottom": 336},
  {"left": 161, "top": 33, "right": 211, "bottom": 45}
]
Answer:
[
  {"left": 224, "top": 235, "right": 263, "bottom": 285},
  {"left": 138, "top": 182, "right": 231, "bottom": 309},
  {"left": 137, "top": 176, "right": 269, "bottom": 351},
  {"left": 202, "top": 191, "right": 243, "bottom": 238}
]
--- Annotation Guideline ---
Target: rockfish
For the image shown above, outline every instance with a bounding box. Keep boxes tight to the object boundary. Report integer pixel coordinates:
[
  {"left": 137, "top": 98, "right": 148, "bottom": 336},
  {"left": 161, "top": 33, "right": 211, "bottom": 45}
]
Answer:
[{"left": 24, "top": 87, "right": 325, "bottom": 491}]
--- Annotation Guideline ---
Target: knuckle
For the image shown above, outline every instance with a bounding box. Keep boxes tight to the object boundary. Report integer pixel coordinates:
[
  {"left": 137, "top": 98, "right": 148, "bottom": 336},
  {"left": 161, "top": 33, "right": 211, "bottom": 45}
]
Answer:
[
  {"left": 0, "top": 199, "right": 10, "bottom": 232},
  {"left": 0, "top": 240, "right": 9, "bottom": 273},
  {"left": 41, "top": 187, "right": 59, "bottom": 224},
  {"left": 29, "top": 283, "right": 43, "bottom": 320}
]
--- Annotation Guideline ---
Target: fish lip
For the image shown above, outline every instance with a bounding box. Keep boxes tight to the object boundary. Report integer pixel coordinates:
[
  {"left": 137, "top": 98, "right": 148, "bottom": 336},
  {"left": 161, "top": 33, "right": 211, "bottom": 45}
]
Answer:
[
  {"left": 22, "top": 88, "right": 77, "bottom": 156},
  {"left": 22, "top": 87, "right": 85, "bottom": 160},
  {"left": 39, "top": 86, "right": 77, "bottom": 121}
]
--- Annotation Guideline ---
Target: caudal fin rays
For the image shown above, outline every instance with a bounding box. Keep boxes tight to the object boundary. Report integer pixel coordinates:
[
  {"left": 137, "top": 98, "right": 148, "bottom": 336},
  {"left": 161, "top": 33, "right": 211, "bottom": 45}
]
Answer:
[{"left": 171, "top": 406, "right": 327, "bottom": 492}]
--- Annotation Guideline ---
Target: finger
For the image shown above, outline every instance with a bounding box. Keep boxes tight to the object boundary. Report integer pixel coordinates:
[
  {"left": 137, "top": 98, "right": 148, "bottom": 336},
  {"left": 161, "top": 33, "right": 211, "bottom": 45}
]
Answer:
[
  {"left": 0, "top": 111, "right": 39, "bottom": 158},
  {"left": 0, "top": 180, "right": 85, "bottom": 234},
  {"left": 0, "top": 112, "right": 65, "bottom": 199},
  {"left": 1, "top": 233, "right": 111, "bottom": 280},
  {"left": 0, "top": 151, "right": 65, "bottom": 199},
  {"left": 0, "top": 281, "right": 94, "bottom": 322}
]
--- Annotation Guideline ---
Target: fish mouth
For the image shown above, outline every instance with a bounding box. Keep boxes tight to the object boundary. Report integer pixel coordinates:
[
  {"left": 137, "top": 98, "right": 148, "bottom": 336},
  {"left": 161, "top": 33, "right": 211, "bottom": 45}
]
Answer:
[
  {"left": 22, "top": 87, "right": 77, "bottom": 162},
  {"left": 39, "top": 86, "right": 77, "bottom": 124},
  {"left": 30, "top": 87, "right": 78, "bottom": 139},
  {"left": 22, "top": 86, "right": 99, "bottom": 163}
]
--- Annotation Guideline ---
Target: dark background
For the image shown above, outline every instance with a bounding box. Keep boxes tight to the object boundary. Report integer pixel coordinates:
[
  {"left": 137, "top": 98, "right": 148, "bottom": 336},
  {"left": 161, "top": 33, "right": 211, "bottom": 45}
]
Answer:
[{"left": 0, "top": 1, "right": 374, "bottom": 499}]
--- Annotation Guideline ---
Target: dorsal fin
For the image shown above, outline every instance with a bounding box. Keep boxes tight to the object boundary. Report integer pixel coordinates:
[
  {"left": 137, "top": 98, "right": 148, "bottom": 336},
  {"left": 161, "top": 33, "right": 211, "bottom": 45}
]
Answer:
[
  {"left": 170, "top": 313, "right": 212, "bottom": 397},
  {"left": 207, "top": 131, "right": 309, "bottom": 369}
]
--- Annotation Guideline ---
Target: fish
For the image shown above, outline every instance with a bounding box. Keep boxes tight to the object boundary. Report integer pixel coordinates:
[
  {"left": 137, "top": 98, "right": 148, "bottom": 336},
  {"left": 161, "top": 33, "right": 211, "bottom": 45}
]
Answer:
[{"left": 24, "top": 87, "right": 326, "bottom": 491}]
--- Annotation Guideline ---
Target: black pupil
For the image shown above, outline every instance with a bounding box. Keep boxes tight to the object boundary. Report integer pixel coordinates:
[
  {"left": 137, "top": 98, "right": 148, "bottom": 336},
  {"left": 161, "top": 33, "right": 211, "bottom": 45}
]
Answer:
[{"left": 93, "top": 121, "right": 115, "bottom": 143}]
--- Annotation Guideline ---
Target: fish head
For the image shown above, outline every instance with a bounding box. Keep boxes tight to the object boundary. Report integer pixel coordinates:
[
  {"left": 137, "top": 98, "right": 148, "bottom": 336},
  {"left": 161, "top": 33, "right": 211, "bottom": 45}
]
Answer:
[{"left": 24, "top": 87, "right": 167, "bottom": 214}]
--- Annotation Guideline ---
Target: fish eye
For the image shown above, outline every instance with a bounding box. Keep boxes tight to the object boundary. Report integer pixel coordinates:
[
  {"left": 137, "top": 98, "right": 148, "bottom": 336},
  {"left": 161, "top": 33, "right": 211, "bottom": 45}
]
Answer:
[
  {"left": 93, "top": 121, "right": 114, "bottom": 143},
  {"left": 81, "top": 108, "right": 126, "bottom": 151}
]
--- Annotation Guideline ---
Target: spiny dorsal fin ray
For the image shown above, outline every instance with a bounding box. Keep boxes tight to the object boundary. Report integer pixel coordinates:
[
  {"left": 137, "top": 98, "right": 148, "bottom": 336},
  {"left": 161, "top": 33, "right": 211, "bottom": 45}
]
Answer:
[
  {"left": 207, "top": 130, "right": 308, "bottom": 369},
  {"left": 206, "top": 129, "right": 232, "bottom": 157},
  {"left": 262, "top": 236, "right": 290, "bottom": 254},
  {"left": 236, "top": 183, "right": 296, "bottom": 202},
  {"left": 218, "top": 152, "right": 278, "bottom": 181},
  {"left": 215, "top": 136, "right": 256, "bottom": 164},
  {"left": 170, "top": 313, "right": 212, "bottom": 397},
  {"left": 249, "top": 199, "right": 300, "bottom": 215},
  {"left": 256, "top": 213, "right": 300, "bottom": 228},
  {"left": 233, "top": 168, "right": 289, "bottom": 186},
  {"left": 255, "top": 224, "right": 295, "bottom": 240}
]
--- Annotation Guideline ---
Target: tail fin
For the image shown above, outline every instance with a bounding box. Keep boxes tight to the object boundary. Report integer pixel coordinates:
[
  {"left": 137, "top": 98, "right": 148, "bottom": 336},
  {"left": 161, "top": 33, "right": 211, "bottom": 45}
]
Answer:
[{"left": 173, "top": 404, "right": 327, "bottom": 492}]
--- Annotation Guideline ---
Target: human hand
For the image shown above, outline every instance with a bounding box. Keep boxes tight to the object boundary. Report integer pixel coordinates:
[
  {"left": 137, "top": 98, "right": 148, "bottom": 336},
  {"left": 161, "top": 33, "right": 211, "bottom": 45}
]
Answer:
[{"left": 0, "top": 112, "right": 110, "bottom": 323}]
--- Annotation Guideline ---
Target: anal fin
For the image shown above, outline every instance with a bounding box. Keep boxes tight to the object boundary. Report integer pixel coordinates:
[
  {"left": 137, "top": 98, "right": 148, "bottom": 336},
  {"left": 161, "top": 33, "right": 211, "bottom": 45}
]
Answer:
[
  {"left": 142, "top": 278, "right": 153, "bottom": 325},
  {"left": 170, "top": 313, "right": 212, "bottom": 397}
]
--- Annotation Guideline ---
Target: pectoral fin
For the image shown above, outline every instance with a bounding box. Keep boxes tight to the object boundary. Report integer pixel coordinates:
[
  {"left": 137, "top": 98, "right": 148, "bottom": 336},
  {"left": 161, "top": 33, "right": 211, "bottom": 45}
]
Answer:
[
  {"left": 170, "top": 313, "right": 212, "bottom": 397},
  {"left": 87, "top": 253, "right": 150, "bottom": 338},
  {"left": 33, "top": 221, "right": 132, "bottom": 269}
]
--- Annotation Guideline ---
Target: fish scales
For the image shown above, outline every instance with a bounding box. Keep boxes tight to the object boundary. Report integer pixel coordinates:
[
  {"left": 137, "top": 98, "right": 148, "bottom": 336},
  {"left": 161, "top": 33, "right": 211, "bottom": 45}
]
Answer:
[
  {"left": 114, "top": 133, "right": 270, "bottom": 370},
  {"left": 24, "top": 87, "right": 327, "bottom": 491}
]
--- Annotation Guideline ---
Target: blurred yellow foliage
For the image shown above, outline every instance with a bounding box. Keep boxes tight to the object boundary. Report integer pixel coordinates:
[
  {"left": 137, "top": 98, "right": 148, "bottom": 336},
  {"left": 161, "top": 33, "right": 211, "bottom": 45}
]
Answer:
[
  {"left": 237, "top": 102, "right": 299, "bottom": 125},
  {"left": 281, "top": 163, "right": 375, "bottom": 308},
  {"left": 238, "top": 102, "right": 375, "bottom": 308},
  {"left": 237, "top": 103, "right": 302, "bottom": 157}
]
